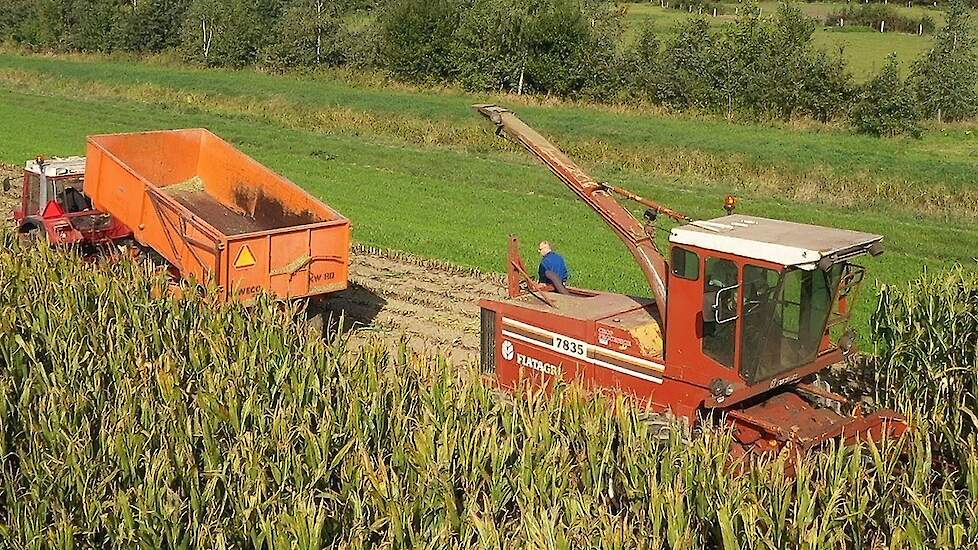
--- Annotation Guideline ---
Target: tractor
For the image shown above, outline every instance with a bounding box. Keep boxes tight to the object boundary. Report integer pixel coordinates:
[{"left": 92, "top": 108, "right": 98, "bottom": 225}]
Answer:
[{"left": 12, "top": 156, "right": 130, "bottom": 249}]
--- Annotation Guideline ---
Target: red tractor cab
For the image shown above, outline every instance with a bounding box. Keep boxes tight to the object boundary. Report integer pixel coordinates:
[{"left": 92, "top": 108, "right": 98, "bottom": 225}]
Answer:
[{"left": 13, "top": 157, "right": 131, "bottom": 247}]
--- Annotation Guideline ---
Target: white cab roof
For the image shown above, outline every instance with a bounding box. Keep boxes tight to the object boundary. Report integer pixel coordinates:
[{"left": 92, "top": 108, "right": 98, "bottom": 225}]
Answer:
[
  {"left": 669, "top": 215, "right": 882, "bottom": 269},
  {"left": 25, "top": 157, "right": 86, "bottom": 178}
]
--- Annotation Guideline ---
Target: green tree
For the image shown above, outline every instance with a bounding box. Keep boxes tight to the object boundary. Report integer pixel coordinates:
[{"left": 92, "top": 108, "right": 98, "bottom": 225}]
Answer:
[
  {"left": 378, "top": 0, "right": 463, "bottom": 82},
  {"left": 32, "top": 0, "right": 78, "bottom": 50},
  {"left": 622, "top": 25, "right": 662, "bottom": 101},
  {"left": 453, "top": 0, "right": 622, "bottom": 98},
  {"left": 263, "top": 0, "right": 343, "bottom": 68},
  {"left": 120, "top": 0, "right": 191, "bottom": 52},
  {"left": 72, "top": 0, "right": 127, "bottom": 52},
  {"left": 909, "top": 0, "right": 978, "bottom": 122},
  {"left": 792, "top": 48, "right": 851, "bottom": 122},
  {"left": 769, "top": 2, "right": 850, "bottom": 121},
  {"left": 181, "top": 0, "right": 263, "bottom": 66},
  {"left": 657, "top": 17, "right": 722, "bottom": 109},
  {"left": 718, "top": 1, "right": 777, "bottom": 117},
  {"left": 0, "top": 0, "right": 41, "bottom": 44},
  {"left": 655, "top": 2, "right": 851, "bottom": 121},
  {"left": 850, "top": 54, "right": 921, "bottom": 137}
]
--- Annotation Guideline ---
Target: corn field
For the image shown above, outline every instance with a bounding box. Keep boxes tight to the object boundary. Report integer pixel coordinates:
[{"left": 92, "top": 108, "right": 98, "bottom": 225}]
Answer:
[
  {"left": 869, "top": 268, "right": 978, "bottom": 483},
  {"left": 0, "top": 232, "right": 976, "bottom": 549}
]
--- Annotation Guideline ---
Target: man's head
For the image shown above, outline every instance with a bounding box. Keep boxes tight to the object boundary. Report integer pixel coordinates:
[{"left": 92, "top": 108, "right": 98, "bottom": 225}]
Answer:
[{"left": 538, "top": 241, "right": 552, "bottom": 257}]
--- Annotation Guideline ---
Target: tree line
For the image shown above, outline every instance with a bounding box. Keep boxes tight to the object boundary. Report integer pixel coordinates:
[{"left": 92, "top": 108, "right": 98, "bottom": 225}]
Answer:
[{"left": 0, "top": 0, "right": 975, "bottom": 136}]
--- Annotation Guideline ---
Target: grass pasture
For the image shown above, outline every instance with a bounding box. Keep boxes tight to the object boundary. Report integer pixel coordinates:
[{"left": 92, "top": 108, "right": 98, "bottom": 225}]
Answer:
[
  {"left": 0, "top": 51, "right": 975, "bottom": 334},
  {"left": 620, "top": 1, "right": 938, "bottom": 78}
]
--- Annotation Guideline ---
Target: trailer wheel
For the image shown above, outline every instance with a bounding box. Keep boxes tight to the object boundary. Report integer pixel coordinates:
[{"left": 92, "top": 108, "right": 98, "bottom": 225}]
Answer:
[
  {"left": 304, "top": 297, "right": 340, "bottom": 339},
  {"left": 307, "top": 310, "right": 326, "bottom": 337},
  {"left": 17, "top": 223, "right": 44, "bottom": 244}
]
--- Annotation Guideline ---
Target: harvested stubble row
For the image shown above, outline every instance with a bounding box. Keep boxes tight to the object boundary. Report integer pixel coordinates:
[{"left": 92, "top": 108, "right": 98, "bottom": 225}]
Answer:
[{"left": 0, "top": 231, "right": 976, "bottom": 548}]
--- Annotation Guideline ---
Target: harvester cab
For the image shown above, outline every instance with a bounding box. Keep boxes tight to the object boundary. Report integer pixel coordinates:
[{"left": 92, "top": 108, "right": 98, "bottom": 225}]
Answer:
[
  {"left": 13, "top": 156, "right": 129, "bottom": 246},
  {"left": 475, "top": 104, "right": 906, "bottom": 459},
  {"left": 666, "top": 215, "right": 882, "bottom": 403}
]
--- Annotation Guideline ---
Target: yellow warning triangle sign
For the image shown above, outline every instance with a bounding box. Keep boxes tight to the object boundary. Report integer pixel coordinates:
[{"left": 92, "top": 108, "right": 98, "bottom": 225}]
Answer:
[{"left": 234, "top": 245, "right": 257, "bottom": 269}]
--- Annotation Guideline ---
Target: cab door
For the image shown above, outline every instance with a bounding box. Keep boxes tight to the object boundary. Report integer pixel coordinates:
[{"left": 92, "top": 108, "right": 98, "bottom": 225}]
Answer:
[
  {"left": 701, "top": 256, "right": 740, "bottom": 369},
  {"left": 664, "top": 246, "right": 745, "bottom": 386}
]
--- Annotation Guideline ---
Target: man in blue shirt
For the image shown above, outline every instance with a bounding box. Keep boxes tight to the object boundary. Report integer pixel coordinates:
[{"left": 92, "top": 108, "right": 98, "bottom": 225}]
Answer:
[{"left": 537, "top": 241, "right": 570, "bottom": 294}]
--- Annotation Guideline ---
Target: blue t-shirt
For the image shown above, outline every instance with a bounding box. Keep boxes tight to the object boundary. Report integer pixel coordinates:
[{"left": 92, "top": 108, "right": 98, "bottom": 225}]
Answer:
[{"left": 539, "top": 251, "right": 569, "bottom": 283}]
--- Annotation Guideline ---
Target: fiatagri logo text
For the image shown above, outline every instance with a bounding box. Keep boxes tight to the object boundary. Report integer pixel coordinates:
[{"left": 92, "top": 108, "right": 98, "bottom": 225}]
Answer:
[{"left": 502, "top": 340, "right": 561, "bottom": 376}]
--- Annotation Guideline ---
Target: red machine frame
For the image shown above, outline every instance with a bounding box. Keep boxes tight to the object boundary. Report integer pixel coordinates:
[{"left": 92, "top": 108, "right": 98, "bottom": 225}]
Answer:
[{"left": 475, "top": 105, "right": 906, "bottom": 458}]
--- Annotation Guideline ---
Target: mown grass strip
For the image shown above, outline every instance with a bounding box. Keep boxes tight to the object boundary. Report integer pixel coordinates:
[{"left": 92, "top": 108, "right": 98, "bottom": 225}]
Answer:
[
  {"left": 1, "top": 51, "right": 978, "bottom": 219},
  {"left": 0, "top": 82, "right": 974, "bottom": 333}
]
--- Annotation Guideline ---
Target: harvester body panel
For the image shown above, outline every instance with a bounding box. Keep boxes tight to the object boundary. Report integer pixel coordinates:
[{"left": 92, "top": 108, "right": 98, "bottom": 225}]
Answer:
[{"left": 84, "top": 129, "right": 349, "bottom": 302}]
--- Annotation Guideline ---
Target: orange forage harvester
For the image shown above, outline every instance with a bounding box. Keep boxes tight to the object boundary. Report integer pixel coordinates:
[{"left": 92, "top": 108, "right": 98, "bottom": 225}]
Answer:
[{"left": 473, "top": 104, "right": 906, "bottom": 467}]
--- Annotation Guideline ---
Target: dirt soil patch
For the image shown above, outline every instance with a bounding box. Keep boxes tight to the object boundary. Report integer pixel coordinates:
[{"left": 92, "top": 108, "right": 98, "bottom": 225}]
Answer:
[
  {"left": 1, "top": 164, "right": 20, "bottom": 226},
  {"left": 324, "top": 245, "right": 507, "bottom": 364}
]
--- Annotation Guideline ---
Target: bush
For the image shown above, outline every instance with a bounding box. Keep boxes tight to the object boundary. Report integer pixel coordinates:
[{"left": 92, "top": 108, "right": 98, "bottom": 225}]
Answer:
[{"left": 850, "top": 54, "right": 921, "bottom": 137}]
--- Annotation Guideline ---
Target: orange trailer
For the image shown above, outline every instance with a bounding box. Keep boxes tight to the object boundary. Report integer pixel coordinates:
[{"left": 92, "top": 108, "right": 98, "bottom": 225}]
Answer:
[{"left": 84, "top": 129, "right": 350, "bottom": 302}]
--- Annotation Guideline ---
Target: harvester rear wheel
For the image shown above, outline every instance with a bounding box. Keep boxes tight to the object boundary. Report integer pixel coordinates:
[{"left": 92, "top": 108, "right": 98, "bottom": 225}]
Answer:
[{"left": 639, "top": 410, "right": 691, "bottom": 442}]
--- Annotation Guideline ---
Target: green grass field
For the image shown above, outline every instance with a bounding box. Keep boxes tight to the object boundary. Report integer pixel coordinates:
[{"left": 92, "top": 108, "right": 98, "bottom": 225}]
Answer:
[
  {"left": 0, "top": 51, "right": 975, "bottom": 334},
  {"left": 621, "top": 2, "right": 938, "bottom": 78}
]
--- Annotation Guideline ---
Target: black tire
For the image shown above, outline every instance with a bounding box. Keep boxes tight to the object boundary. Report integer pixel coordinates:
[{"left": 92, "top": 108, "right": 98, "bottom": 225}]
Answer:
[{"left": 19, "top": 224, "right": 44, "bottom": 245}]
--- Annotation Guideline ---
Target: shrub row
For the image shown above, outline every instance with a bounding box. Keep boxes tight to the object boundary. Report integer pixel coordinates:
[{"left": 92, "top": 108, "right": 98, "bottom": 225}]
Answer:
[{"left": 1, "top": 0, "right": 976, "bottom": 134}]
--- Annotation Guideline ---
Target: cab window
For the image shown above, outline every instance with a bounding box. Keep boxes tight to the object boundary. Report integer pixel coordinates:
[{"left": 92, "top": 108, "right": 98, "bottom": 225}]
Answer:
[
  {"left": 27, "top": 174, "right": 41, "bottom": 214},
  {"left": 740, "top": 265, "right": 781, "bottom": 376},
  {"left": 53, "top": 176, "right": 90, "bottom": 213},
  {"left": 703, "top": 257, "right": 739, "bottom": 368},
  {"left": 671, "top": 247, "right": 700, "bottom": 280}
]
